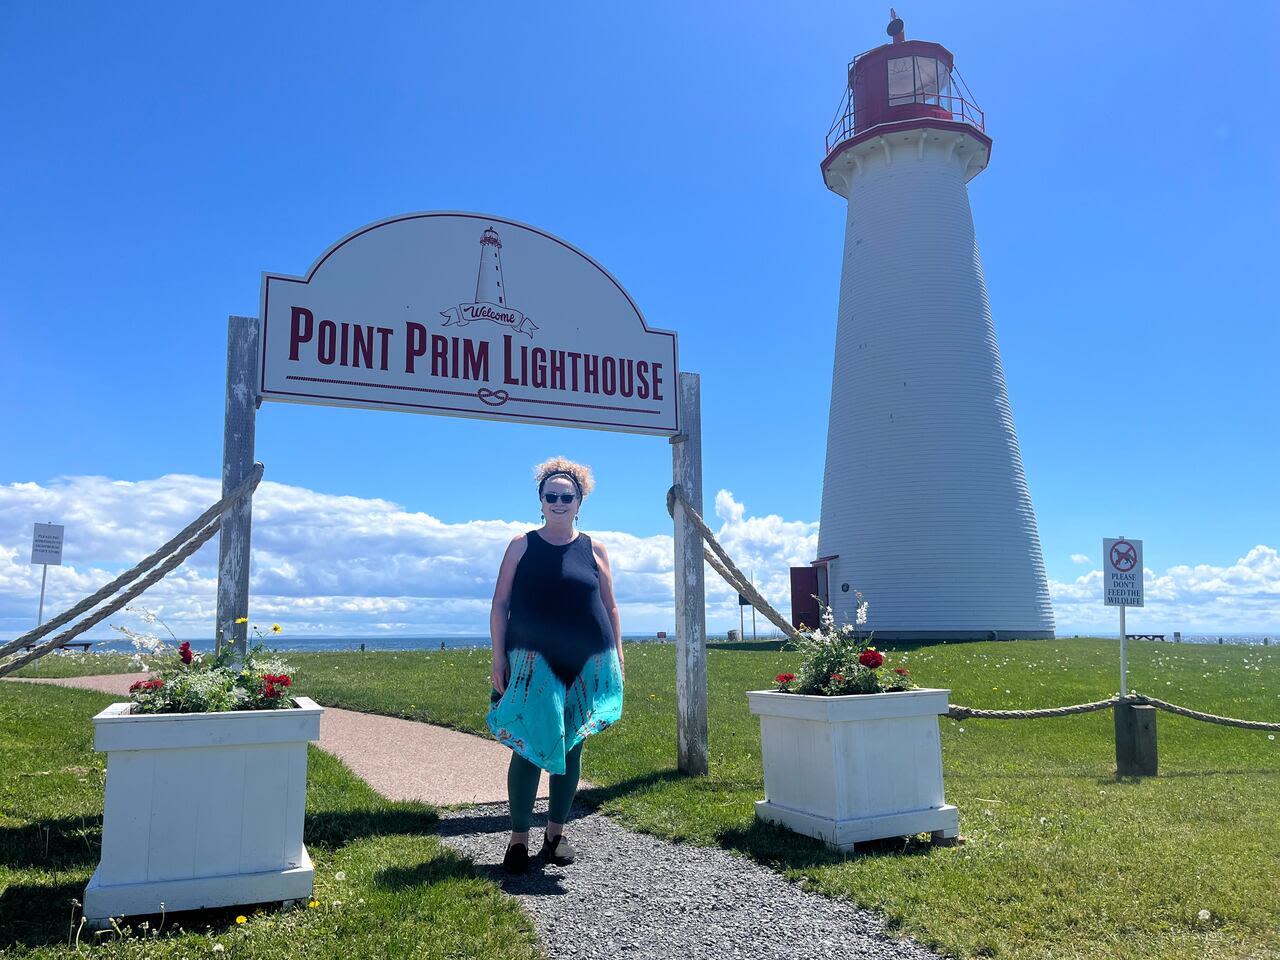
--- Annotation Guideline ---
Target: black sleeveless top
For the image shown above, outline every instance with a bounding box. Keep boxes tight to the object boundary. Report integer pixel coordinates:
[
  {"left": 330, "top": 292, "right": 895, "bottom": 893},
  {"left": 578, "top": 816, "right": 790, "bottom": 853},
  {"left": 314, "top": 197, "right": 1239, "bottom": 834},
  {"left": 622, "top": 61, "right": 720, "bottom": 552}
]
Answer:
[{"left": 506, "top": 530, "right": 615, "bottom": 688}]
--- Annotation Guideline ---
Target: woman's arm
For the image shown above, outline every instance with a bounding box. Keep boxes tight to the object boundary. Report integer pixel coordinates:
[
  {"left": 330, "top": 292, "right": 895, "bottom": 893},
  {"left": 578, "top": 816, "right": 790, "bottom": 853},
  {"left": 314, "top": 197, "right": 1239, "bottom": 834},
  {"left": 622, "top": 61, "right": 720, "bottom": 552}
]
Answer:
[
  {"left": 490, "top": 534, "right": 527, "bottom": 694},
  {"left": 593, "top": 539, "right": 624, "bottom": 680}
]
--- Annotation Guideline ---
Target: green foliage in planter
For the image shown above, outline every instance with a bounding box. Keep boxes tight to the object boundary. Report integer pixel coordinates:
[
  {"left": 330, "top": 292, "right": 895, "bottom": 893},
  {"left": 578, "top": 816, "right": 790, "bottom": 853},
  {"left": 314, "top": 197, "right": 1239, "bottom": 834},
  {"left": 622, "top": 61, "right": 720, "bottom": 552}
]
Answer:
[{"left": 779, "top": 599, "right": 916, "bottom": 695}]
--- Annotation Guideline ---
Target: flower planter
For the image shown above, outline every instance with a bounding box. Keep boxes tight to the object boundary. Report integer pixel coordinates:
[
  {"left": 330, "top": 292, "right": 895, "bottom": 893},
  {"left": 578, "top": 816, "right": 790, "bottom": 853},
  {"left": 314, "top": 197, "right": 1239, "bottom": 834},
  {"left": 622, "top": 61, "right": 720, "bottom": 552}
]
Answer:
[
  {"left": 746, "top": 687, "right": 958, "bottom": 850},
  {"left": 83, "top": 697, "right": 323, "bottom": 924}
]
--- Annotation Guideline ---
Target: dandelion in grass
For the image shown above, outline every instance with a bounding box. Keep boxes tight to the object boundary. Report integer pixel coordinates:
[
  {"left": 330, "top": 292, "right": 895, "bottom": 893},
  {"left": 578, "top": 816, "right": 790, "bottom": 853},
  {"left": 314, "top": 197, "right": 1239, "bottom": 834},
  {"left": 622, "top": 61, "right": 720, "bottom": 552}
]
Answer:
[
  {"left": 308, "top": 900, "right": 319, "bottom": 909},
  {"left": 1198, "top": 909, "right": 1211, "bottom": 922},
  {"left": 334, "top": 871, "right": 347, "bottom": 881},
  {"left": 235, "top": 916, "right": 247, "bottom": 925}
]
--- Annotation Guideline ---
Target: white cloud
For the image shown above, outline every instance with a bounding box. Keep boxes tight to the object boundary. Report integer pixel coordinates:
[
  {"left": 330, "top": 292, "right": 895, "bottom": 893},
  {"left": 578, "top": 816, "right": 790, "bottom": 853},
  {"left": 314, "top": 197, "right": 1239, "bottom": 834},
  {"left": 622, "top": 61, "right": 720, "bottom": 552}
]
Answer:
[
  {"left": 2, "top": 475, "right": 1275, "bottom": 642},
  {"left": 1070, "top": 553, "right": 1090, "bottom": 564},
  {"left": 1050, "top": 545, "right": 1280, "bottom": 634},
  {"left": 0, "top": 476, "right": 811, "bottom": 641}
]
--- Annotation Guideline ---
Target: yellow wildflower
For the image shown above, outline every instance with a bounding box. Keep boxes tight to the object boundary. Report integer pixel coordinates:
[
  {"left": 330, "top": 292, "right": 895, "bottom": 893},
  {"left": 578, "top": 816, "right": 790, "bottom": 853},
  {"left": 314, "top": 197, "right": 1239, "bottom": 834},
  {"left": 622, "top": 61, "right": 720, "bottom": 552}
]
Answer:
[
  {"left": 308, "top": 900, "right": 319, "bottom": 909},
  {"left": 235, "top": 915, "right": 247, "bottom": 924},
  {"left": 272, "top": 623, "right": 282, "bottom": 634},
  {"left": 234, "top": 617, "right": 249, "bottom": 625}
]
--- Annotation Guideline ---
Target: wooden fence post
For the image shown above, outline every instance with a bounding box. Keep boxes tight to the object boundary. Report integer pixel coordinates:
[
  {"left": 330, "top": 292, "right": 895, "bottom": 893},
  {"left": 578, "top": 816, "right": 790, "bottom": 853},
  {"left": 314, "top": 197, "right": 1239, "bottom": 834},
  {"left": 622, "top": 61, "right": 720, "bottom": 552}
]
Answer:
[
  {"left": 1115, "top": 702, "right": 1158, "bottom": 776},
  {"left": 671, "top": 371, "right": 708, "bottom": 776},
  {"left": 216, "top": 316, "right": 260, "bottom": 657}
]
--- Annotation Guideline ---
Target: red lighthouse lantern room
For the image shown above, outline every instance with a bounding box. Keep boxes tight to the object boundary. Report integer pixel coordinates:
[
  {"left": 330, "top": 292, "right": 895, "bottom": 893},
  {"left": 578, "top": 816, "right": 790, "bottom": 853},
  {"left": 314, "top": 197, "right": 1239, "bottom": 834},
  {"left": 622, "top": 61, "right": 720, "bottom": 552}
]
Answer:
[{"left": 822, "top": 10, "right": 990, "bottom": 190}]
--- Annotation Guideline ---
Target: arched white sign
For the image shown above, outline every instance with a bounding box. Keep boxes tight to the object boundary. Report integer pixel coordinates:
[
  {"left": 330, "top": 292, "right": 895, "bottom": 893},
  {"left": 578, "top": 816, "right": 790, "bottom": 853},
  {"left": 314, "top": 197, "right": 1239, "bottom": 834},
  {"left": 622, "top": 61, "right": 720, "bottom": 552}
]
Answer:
[{"left": 259, "top": 212, "right": 679, "bottom": 435}]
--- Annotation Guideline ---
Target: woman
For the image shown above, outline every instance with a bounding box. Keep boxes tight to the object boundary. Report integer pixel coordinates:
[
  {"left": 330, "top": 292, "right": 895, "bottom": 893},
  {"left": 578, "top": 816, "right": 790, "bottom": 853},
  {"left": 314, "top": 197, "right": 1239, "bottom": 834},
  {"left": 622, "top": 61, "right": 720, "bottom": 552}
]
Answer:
[{"left": 487, "top": 456, "right": 625, "bottom": 874}]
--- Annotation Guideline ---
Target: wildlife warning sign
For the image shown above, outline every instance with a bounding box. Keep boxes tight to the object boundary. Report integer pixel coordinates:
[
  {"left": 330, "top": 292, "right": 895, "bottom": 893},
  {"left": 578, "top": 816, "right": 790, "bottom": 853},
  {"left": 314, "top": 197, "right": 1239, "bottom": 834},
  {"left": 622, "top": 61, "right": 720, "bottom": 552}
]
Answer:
[{"left": 1103, "top": 537, "right": 1144, "bottom": 607}]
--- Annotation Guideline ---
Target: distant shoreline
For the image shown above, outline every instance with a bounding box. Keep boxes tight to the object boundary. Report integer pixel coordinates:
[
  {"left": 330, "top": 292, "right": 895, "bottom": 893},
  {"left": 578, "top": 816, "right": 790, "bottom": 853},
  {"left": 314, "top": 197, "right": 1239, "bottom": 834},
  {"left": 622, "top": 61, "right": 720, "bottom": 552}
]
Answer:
[{"left": 21, "top": 631, "right": 1277, "bottom": 653}]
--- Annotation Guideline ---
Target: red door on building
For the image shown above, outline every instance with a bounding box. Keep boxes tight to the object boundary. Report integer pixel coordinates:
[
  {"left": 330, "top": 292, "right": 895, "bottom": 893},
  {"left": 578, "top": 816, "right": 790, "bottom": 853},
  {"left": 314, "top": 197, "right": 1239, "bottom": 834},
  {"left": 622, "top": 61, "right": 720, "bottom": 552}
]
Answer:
[{"left": 790, "top": 567, "right": 820, "bottom": 630}]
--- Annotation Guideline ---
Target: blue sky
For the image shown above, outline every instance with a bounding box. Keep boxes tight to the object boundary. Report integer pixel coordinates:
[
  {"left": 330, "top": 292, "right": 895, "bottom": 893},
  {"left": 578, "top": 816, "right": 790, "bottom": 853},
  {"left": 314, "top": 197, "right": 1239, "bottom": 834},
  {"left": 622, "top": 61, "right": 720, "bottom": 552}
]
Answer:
[{"left": 2, "top": 1, "right": 1277, "bottom": 638}]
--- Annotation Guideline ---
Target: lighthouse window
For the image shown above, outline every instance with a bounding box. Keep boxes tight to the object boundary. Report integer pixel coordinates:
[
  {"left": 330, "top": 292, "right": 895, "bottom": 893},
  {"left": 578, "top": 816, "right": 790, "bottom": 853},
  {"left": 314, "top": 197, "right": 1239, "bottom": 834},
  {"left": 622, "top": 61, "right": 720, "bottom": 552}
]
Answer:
[{"left": 888, "top": 56, "right": 952, "bottom": 108}]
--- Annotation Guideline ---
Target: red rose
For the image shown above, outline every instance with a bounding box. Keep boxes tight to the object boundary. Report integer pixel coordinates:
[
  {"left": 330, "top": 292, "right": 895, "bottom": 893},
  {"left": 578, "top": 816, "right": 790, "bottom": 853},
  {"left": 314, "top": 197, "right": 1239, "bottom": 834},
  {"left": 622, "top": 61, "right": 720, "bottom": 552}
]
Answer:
[
  {"left": 179, "top": 642, "right": 193, "bottom": 664},
  {"left": 858, "top": 650, "right": 884, "bottom": 669},
  {"left": 894, "top": 667, "right": 909, "bottom": 676},
  {"left": 830, "top": 673, "right": 845, "bottom": 682},
  {"left": 775, "top": 673, "right": 796, "bottom": 684},
  {"left": 280, "top": 676, "right": 291, "bottom": 687},
  {"left": 129, "top": 680, "right": 145, "bottom": 692}
]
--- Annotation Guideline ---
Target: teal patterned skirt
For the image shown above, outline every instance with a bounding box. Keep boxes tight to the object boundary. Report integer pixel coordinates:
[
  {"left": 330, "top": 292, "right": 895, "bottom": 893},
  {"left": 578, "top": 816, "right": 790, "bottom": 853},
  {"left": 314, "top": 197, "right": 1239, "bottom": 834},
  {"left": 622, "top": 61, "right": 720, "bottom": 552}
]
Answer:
[{"left": 487, "top": 645, "right": 624, "bottom": 775}]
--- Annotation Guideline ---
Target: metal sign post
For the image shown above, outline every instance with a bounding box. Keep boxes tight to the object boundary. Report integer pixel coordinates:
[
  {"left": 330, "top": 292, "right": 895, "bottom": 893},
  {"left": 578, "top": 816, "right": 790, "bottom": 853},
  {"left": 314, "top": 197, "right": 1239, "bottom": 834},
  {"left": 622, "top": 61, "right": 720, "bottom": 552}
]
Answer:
[
  {"left": 31, "top": 522, "right": 65, "bottom": 626},
  {"left": 1104, "top": 536, "right": 1154, "bottom": 776}
]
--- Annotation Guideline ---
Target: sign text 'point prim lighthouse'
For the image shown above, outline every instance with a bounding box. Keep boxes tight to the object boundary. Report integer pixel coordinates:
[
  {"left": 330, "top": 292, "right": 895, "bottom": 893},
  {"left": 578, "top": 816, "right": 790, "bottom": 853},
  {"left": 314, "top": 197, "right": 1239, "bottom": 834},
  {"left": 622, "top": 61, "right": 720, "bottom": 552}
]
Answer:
[{"left": 259, "top": 213, "right": 678, "bottom": 434}]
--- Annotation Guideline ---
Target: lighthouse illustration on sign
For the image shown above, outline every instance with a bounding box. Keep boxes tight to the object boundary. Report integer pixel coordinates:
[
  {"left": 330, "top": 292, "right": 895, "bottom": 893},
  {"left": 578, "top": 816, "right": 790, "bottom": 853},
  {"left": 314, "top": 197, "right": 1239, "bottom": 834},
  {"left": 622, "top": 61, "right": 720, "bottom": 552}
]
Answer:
[
  {"left": 797, "top": 13, "right": 1055, "bottom": 639},
  {"left": 440, "top": 226, "right": 539, "bottom": 337}
]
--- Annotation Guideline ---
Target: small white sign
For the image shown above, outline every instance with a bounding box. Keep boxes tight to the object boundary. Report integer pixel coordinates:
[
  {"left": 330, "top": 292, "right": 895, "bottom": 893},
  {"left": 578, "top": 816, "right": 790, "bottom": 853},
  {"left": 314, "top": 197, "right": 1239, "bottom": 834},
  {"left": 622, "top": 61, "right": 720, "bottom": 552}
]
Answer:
[
  {"left": 31, "top": 523, "right": 65, "bottom": 565},
  {"left": 259, "top": 212, "right": 680, "bottom": 436},
  {"left": 1103, "top": 537, "right": 1143, "bottom": 607}
]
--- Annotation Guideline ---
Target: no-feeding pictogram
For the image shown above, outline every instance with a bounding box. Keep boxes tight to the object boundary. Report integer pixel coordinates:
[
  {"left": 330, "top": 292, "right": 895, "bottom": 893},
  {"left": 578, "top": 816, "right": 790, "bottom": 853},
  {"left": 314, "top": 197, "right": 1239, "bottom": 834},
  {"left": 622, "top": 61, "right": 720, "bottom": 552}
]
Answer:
[{"left": 1109, "top": 540, "right": 1138, "bottom": 573}]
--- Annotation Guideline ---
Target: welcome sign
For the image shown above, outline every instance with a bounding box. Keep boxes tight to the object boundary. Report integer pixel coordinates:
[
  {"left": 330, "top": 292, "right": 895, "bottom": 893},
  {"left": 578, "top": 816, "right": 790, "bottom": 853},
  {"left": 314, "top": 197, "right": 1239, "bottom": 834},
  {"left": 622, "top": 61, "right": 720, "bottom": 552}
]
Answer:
[{"left": 259, "top": 212, "right": 679, "bottom": 435}]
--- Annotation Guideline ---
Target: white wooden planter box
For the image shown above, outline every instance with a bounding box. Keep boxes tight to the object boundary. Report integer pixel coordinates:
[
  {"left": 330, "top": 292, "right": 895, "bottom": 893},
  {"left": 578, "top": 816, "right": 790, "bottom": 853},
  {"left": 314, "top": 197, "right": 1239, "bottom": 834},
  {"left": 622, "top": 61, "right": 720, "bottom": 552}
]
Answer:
[
  {"left": 746, "top": 687, "right": 958, "bottom": 850},
  {"left": 83, "top": 697, "right": 323, "bottom": 924}
]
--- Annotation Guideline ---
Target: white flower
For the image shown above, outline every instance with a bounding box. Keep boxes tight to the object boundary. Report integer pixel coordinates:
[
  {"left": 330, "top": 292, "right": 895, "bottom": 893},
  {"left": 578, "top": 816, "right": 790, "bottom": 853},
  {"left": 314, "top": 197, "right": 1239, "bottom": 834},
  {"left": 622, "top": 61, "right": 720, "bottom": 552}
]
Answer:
[
  {"left": 213, "top": 945, "right": 225, "bottom": 953},
  {"left": 1039, "top": 817, "right": 1048, "bottom": 825},
  {"left": 1269, "top": 735, "right": 1276, "bottom": 741},
  {"left": 334, "top": 871, "right": 347, "bottom": 881},
  {"left": 1197, "top": 909, "right": 1211, "bottom": 922}
]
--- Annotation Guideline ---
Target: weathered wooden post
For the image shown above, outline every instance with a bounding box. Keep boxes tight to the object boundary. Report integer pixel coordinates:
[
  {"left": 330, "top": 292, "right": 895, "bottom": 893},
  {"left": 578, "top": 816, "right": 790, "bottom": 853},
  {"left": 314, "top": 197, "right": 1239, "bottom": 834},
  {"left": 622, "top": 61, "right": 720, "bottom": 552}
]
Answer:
[
  {"left": 216, "top": 315, "right": 260, "bottom": 656},
  {"left": 671, "top": 371, "right": 708, "bottom": 775},
  {"left": 1115, "top": 701, "right": 1158, "bottom": 776}
]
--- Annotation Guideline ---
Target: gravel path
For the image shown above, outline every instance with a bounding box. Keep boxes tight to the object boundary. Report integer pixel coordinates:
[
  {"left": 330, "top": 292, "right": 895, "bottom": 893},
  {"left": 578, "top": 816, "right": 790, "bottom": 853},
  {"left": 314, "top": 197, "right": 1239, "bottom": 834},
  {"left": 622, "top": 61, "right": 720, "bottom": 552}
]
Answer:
[{"left": 437, "top": 800, "right": 945, "bottom": 960}]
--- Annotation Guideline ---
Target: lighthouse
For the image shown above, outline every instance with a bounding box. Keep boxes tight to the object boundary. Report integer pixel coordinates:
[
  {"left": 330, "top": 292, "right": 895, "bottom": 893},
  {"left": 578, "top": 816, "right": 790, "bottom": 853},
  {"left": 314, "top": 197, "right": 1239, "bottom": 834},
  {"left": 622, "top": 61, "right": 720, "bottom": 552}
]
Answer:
[
  {"left": 475, "top": 226, "right": 506, "bottom": 306},
  {"left": 801, "top": 13, "right": 1055, "bottom": 640}
]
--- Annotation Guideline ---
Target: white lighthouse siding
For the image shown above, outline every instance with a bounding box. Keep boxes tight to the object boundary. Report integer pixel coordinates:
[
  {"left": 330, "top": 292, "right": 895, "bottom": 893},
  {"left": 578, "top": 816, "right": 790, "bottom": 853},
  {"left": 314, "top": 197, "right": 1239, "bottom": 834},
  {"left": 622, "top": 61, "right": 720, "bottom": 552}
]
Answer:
[{"left": 817, "top": 130, "right": 1054, "bottom": 639}]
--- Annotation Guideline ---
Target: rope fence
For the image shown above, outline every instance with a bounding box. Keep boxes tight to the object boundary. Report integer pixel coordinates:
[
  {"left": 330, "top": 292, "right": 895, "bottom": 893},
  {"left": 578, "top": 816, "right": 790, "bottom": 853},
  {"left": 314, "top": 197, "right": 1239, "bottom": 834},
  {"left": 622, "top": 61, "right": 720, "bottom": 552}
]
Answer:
[
  {"left": 0, "top": 463, "right": 265, "bottom": 678},
  {"left": 665, "top": 484, "right": 1280, "bottom": 735}
]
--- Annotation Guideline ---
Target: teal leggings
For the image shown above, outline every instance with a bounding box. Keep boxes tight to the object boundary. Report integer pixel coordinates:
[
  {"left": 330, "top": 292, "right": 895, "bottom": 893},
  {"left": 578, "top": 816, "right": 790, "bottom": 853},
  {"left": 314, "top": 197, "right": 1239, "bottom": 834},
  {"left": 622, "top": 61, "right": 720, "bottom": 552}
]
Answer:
[{"left": 507, "top": 741, "right": 583, "bottom": 833}]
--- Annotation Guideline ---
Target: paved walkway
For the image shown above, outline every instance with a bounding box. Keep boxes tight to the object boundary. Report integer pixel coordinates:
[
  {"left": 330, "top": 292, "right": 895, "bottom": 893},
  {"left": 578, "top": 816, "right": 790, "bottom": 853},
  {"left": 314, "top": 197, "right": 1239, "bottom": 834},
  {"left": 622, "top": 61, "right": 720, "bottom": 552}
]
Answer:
[
  {"left": 11, "top": 673, "right": 942, "bottom": 959},
  {"left": 8, "top": 674, "right": 562, "bottom": 803}
]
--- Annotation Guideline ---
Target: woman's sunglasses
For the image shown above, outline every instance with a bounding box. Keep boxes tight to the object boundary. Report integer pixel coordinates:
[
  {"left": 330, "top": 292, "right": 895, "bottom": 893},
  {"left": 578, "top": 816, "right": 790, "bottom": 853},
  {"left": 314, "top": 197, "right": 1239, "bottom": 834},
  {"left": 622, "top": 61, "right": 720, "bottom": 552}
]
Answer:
[{"left": 543, "top": 493, "right": 577, "bottom": 504}]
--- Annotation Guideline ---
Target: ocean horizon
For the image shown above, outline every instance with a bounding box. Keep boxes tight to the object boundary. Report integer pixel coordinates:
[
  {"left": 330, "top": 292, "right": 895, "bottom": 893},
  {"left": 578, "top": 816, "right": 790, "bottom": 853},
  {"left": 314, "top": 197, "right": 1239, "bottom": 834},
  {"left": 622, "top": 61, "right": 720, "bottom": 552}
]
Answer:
[{"left": 48, "top": 631, "right": 1280, "bottom": 654}]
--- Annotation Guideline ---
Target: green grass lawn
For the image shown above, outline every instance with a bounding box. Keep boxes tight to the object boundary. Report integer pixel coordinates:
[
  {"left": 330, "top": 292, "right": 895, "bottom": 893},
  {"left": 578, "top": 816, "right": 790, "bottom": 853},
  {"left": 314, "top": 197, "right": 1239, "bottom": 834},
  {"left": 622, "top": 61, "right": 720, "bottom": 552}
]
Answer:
[
  {"left": 0, "top": 681, "right": 542, "bottom": 960},
  {"left": 15, "top": 638, "right": 1280, "bottom": 960}
]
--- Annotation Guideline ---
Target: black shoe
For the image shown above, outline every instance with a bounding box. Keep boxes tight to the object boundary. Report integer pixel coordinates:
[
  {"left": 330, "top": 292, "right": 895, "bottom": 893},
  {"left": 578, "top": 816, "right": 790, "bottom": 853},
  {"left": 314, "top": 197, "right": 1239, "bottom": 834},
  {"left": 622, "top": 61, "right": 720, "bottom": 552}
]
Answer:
[
  {"left": 502, "top": 842, "right": 530, "bottom": 875},
  {"left": 540, "top": 833, "right": 577, "bottom": 864}
]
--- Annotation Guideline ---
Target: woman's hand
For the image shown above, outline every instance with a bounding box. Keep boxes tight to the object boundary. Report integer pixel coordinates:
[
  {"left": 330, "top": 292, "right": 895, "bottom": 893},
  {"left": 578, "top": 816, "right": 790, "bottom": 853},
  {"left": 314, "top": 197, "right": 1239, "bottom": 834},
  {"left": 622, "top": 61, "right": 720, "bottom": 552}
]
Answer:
[{"left": 491, "top": 658, "right": 508, "bottom": 695}]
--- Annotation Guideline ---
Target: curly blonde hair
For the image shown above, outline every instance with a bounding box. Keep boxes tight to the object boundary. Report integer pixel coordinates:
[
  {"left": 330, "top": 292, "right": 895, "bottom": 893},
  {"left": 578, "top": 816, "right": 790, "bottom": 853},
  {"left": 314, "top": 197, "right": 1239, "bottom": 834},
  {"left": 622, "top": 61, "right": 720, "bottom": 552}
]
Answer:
[{"left": 533, "top": 456, "right": 595, "bottom": 499}]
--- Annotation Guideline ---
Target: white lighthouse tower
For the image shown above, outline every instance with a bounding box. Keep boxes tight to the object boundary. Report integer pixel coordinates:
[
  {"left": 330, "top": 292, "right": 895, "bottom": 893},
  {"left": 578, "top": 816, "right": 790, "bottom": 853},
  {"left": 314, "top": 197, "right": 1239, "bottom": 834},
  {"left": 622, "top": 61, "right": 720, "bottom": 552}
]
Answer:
[
  {"left": 475, "top": 226, "right": 506, "bottom": 305},
  {"left": 803, "top": 13, "right": 1054, "bottom": 640}
]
